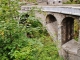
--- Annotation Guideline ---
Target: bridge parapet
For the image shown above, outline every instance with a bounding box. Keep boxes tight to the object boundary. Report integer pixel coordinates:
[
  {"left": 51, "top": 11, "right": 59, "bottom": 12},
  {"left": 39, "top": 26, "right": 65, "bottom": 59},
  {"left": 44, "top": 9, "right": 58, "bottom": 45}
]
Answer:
[{"left": 21, "top": 5, "right": 80, "bottom": 16}]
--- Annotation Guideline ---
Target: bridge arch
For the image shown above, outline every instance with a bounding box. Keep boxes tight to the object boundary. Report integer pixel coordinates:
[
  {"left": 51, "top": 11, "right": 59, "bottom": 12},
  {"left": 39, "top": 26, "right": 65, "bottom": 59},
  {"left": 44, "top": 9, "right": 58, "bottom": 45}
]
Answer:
[
  {"left": 46, "top": 14, "right": 57, "bottom": 24},
  {"left": 46, "top": 14, "right": 58, "bottom": 40},
  {"left": 61, "top": 17, "right": 74, "bottom": 44}
]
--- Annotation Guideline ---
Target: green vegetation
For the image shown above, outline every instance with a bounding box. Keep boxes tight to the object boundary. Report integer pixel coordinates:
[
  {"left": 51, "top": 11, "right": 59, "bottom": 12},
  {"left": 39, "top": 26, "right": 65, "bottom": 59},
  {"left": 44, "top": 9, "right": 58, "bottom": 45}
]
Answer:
[
  {"left": 27, "top": 0, "right": 37, "bottom": 3},
  {"left": 0, "top": 0, "right": 62, "bottom": 60},
  {"left": 74, "top": 20, "right": 79, "bottom": 41},
  {"left": 64, "top": 0, "right": 80, "bottom": 4}
]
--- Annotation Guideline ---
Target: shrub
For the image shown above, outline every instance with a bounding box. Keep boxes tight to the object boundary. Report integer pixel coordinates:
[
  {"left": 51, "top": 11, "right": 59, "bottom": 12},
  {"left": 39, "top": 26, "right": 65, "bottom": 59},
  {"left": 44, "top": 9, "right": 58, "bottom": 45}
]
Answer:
[{"left": 0, "top": 0, "right": 62, "bottom": 60}]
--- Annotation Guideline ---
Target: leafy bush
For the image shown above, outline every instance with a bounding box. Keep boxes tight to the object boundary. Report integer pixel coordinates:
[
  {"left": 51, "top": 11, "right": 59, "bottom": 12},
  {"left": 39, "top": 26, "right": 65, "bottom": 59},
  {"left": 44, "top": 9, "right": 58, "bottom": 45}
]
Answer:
[
  {"left": 64, "top": 0, "right": 80, "bottom": 4},
  {"left": 74, "top": 20, "right": 79, "bottom": 41},
  {"left": 0, "top": 0, "right": 62, "bottom": 60},
  {"left": 77, "top": 0, "right": 80, "bottom": 3},
  {"left": 64, "top": 0, "right": 76, "bottom": 4},
  {"left": 13, "top": 37, "right": 62, "bottom": 60}
]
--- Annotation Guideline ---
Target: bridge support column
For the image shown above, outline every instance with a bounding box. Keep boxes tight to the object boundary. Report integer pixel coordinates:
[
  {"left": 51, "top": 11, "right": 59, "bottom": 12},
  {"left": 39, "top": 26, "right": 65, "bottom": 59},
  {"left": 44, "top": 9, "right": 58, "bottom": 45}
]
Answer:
[
  {"left": 58, "top": 24, "right": 62, "bottom": 46},
  {"left": 53, "top": 13, "right": 65, "bottom": 56},
  {"left": 57, "top": 23, "right": 63, "bottom": 56}
]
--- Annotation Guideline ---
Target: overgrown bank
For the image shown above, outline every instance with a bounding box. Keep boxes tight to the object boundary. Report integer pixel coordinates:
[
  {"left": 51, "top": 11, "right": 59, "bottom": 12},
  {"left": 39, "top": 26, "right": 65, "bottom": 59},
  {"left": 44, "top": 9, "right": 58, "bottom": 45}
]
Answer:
[{"left": 0, "top": 0, "right": 63, "bottom": 60}]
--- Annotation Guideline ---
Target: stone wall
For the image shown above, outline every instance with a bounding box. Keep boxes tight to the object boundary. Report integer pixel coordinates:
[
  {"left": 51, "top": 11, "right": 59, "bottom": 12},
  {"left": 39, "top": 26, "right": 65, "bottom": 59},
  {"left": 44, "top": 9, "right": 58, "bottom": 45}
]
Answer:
[
  {"left": 62, "top": 39, "right": 80, "bottom": 60},
  {"left": 47, "top": 0, "right": 62, "bottom": 5}
]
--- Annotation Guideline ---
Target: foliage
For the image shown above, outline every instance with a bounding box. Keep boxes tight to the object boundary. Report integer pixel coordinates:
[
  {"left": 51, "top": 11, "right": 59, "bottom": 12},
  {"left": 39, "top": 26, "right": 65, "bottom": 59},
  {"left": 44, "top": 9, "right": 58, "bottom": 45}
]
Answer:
[
  {"left": 70, "top": 0, "right": 73, "bottom": 2},
  {"left": 77, "top": 0, "right": 80, "bottom": 4},
  {"left": 64, "top": 0, "right": 80, "bottom": 4},
  {"left": 0, "top": 0, "right": 21, "bottom": 60},
  {"left": 74, "top": 20, "right": 79, "bottom": 41},
  {"left": 27, "top": 0, "right": 37, "bottom": 3},
  {"left": 13, "top": 36, "right": 63, "bottom": 60},
  {"left": 64, "top": 0, "right": 76, "bottom": 4},
  {"left": 20, "top": 0, "right": 38, "bottom": 5},
  {"left": 0, "top": 0, "right": 62, "bottom": 60}
]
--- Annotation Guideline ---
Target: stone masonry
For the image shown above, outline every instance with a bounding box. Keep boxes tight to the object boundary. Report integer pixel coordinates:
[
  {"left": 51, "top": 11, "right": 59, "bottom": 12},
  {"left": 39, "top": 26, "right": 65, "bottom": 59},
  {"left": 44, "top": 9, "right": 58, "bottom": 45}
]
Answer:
[
  {"left": 47, "top": 0, "right": 62, "bottom": 5},
  {"left": 35, "top": 12, "right": 80, "bottom": 60},
  {"left": 62, "top": 39, "right": 80, "bottom": 60}
]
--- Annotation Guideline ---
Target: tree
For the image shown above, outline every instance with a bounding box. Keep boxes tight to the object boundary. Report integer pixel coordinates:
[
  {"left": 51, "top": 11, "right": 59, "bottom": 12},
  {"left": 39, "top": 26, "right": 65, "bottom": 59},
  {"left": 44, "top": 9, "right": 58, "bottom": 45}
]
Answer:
[{"left": 0, "top": 0, "right": 24, "bottom": 59}]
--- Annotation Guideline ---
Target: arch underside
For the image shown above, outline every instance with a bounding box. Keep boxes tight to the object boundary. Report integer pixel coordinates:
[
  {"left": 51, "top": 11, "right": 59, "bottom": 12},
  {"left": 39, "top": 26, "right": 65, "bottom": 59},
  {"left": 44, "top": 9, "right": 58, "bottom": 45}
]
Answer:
[
  {"left": 62, "top": 17, "right": 74, "bottom": 44},
  {"left": 46, "top": 14, "right": 58, "bottom": 40}
]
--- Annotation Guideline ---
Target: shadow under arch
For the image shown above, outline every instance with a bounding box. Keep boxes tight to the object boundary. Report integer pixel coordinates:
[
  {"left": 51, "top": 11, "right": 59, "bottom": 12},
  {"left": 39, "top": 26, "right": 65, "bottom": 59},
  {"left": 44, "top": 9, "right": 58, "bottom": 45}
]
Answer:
[
  {"left": 61, "top": 17, "right": 74, "bottom": 45},
  {"left": 46, "top": 14, "right": 58, "bottom": 40},
  {"left": 46, "top": 14, "right": 57, "bottom": 24}
]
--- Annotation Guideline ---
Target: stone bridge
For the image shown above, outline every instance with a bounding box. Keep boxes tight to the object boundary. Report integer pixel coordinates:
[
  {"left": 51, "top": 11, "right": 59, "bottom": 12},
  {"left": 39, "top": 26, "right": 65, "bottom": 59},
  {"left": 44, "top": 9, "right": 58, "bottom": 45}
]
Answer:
[{"left": 19, "top": 5, "right": 80, "bottom": 60}]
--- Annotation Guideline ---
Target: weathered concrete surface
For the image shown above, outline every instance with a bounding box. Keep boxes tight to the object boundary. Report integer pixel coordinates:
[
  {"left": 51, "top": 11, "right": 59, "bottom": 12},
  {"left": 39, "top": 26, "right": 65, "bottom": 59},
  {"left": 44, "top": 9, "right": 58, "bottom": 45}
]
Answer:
[
  {"left": 62, "top": 39, "right": 80, "bottom": 60},
  {"left": 21, "top": 5, "right": 80, "bottom": 16}
]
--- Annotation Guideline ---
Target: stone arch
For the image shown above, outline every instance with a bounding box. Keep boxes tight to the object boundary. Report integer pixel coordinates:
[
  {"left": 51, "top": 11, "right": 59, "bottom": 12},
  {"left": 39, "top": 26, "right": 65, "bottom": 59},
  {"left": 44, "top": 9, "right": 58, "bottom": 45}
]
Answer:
[
  {"left": 46, "top": 14, "right": 58, "bottom": 40},
  {"left": 46, "top": 14, "right": 57, "bottom": 24},
  {"left": 61, "top": 17, "right": 74, "bottom": 45}
]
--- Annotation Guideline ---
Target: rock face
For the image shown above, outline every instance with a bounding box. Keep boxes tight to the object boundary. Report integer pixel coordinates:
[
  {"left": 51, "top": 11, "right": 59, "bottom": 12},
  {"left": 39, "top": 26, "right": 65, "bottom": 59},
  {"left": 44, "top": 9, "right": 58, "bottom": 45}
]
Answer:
[
  {"left": 47, "top": 0, "right": 62, "bottom": 5},
  {"left": 62, "top": 39, "right": 80, "bottom": 60}
]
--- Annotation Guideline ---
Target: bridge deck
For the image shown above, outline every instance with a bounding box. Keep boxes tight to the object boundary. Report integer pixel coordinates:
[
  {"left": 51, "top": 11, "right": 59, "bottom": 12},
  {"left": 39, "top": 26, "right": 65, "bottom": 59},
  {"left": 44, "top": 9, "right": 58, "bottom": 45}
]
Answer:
[{"left": 20, "top": 5, "right": 80, "bottom": 16}]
